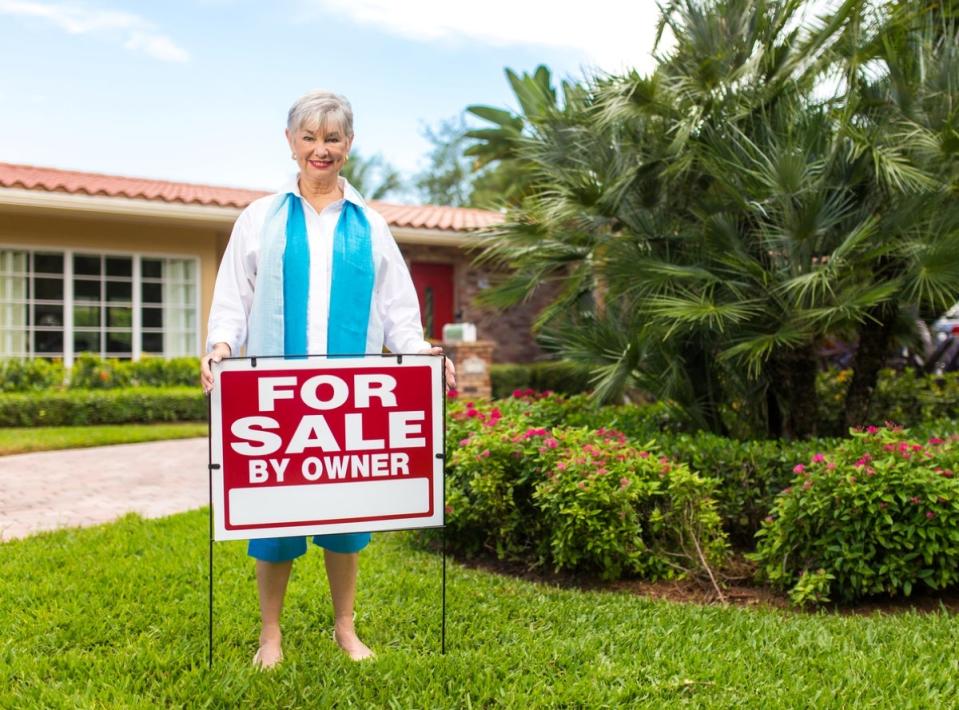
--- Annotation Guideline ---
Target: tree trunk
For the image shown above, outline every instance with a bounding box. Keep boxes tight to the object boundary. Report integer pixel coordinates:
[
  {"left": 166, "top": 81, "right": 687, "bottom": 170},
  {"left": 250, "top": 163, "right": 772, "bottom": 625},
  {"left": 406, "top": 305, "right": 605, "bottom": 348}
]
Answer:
[
  {"left": 766, "top": 385, "right": 784, "bottom": 439},
  {"left": 844, "top": 307, "right": 897, "bottom": 431},
  {"left": 682, "top": 341, "right": 728, "bottom": 437},
  {"left": 770, "top": 346, "right": 819, "bottom": 440}
]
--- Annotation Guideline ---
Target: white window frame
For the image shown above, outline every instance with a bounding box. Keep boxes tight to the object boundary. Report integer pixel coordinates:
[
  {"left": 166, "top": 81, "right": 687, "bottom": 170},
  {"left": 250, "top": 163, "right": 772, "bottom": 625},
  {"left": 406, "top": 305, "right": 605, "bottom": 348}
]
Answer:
[{"left": 0, "top": 243, "right": 201, "bottom": 366}]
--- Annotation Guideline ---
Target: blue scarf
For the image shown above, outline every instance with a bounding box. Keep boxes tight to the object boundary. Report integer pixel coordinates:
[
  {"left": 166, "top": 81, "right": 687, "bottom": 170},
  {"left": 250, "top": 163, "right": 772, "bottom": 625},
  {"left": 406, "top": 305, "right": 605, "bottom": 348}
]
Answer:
[{"left": 248, "top": 189, "right": 374, "bottom": 357}]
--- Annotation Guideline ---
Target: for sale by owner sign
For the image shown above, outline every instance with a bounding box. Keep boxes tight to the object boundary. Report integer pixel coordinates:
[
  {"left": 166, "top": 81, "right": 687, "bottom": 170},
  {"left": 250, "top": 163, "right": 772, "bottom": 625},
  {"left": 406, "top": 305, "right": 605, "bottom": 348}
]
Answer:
[{"left": 209, "top": 355, "right": 444, "bottom": 541}]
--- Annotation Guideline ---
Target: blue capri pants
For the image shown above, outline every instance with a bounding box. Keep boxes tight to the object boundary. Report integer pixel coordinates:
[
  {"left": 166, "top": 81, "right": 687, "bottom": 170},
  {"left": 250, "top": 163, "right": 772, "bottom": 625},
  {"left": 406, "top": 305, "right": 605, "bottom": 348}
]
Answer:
[{"left": 248, "top": 532, "right": 371, "bottom": 562}]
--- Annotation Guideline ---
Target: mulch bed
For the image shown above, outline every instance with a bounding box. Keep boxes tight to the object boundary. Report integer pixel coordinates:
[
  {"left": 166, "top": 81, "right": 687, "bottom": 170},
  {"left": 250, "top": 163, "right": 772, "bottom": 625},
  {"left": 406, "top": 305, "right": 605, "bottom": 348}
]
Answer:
[{"left": 450, "top": 550, "right": 959, "bottom": 615}]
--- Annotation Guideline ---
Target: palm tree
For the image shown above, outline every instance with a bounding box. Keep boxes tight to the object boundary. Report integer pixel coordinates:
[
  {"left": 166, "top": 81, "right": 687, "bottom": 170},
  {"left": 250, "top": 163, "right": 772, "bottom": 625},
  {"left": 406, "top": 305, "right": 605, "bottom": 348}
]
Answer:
[
  {"left": 469, "top": 0, "right": 959, "bottom": 439},
  {"left": 340, "top": 150, "right": 404, "bottom": 201}
]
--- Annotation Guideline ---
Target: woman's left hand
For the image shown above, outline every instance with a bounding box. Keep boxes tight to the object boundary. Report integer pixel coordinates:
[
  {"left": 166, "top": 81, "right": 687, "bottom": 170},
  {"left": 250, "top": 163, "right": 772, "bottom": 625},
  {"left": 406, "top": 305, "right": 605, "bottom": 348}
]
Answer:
[{"left": 420, "top": 346, "right": 456, "bottom": 391}]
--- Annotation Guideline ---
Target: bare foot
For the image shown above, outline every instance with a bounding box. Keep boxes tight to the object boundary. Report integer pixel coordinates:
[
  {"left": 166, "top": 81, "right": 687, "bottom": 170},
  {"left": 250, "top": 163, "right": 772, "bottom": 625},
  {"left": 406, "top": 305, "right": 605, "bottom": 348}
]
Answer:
[
  {"left": 253, "top": 629, "right": 283, "bottom": 670},
  {"left": 333, "top": 620, "right": 374, "bottom": 661}
]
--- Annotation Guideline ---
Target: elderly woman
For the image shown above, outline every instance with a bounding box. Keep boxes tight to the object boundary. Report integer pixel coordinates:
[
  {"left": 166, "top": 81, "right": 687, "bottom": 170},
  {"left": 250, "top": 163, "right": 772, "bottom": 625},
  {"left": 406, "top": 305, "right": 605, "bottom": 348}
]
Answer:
[{"left": 200, "top": 90, "right": 455, "bottom": 668}]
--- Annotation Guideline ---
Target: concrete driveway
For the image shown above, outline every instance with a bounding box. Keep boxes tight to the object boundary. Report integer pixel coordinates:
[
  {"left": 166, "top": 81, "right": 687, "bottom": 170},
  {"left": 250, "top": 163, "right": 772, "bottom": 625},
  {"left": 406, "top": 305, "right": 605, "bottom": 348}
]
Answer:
[{"left": 0, "top": 438, "right": 209, "bottom": 541}]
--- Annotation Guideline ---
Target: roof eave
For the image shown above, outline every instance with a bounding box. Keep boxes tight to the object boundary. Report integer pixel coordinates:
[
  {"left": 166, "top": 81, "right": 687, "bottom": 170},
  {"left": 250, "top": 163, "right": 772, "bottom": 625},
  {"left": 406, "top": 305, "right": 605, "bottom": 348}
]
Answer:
[
  {"left": 0, "top": 187, "right": 486, "bottom": 246},
  {"left": 0, "top": 187, "right": 242, "bottom": 228}
]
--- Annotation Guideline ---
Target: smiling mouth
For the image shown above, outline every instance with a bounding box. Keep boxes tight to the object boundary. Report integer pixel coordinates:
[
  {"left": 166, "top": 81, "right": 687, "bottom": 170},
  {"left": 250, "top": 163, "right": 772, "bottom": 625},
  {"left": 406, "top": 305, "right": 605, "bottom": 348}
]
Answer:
[{"left": 308, "top": 159, "right": 333, "bottom": 168}]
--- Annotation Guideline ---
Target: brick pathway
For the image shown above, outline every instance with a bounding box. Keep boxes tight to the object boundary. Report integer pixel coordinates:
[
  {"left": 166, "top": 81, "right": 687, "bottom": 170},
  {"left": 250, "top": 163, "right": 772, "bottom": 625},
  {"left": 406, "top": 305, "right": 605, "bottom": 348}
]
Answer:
[{"left": 0, "top": 438, "right": 209, "bottom": 541}]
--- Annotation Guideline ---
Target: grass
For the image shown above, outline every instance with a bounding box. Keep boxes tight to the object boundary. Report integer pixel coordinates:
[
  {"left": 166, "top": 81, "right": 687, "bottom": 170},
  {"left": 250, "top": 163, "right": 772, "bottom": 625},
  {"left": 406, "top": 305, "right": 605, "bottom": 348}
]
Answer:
[
  {"left": 0, "top": 423, "right": 206, "bottom": 455},
  {"left": 1, "top": 511, "right": 958, "bottom": 707}
]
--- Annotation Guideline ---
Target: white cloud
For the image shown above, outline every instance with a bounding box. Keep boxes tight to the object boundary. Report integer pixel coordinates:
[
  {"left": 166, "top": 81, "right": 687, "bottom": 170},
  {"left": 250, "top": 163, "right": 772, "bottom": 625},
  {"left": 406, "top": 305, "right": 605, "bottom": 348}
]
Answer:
[
  {"left": 311, "top": 0, "right": 665, "bottom": 74},
  {"left": 0, "top": 0, "right": 190, "bottom": 62}
]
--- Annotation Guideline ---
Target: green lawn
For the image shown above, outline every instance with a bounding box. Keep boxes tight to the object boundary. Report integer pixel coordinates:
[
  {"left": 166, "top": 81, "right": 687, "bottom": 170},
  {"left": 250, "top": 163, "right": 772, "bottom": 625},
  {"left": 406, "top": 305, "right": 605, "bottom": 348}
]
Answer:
[
  {"left": 1, "top": 511, "right": 957, "bottom": 707},
  {"left": 0, "top": 423, "right": 206, "bottom": 455}
]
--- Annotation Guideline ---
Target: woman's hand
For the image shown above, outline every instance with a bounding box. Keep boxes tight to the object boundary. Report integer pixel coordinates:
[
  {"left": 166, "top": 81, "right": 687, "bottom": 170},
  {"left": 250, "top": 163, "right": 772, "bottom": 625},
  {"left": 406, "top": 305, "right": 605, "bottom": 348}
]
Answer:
[
  {"left": 200, "top": 342, "right": 232, "bottom": 394},
  {"left": 419, "top": 346, "right": 456, "bottom": 391}
]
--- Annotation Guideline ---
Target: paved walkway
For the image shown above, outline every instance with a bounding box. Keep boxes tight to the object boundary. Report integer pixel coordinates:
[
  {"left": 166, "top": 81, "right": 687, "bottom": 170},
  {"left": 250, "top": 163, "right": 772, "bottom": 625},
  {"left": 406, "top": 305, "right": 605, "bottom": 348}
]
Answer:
[{"left": 0, "top": 438, "right": 209, "bottom": 541}]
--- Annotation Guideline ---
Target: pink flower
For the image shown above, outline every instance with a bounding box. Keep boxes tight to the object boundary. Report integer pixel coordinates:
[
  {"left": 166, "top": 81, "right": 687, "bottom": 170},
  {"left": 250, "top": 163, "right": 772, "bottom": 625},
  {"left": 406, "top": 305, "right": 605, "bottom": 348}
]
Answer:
[
  {"left": 911, "top": 496, "right": 921, "bottom": 505},
  {"left": 926, "top": 511, "right": 936, "bottom": 519},
  {"left": 940, "top": 470, "right": 954, "bottom": 479},
  {"left": 866, "top": 425, "right": 879, "bottom": 434},
  {"left": 619, "top": 477, "right": 630, "bottom": 489},
  {"left": 479, "top": 449, "right": 490, "bottom": 459},
  {"left": 556, "top": 461, "right": 567, "bottom": 471},
  {"left": 577, "top": 481, "right": 586, "bottom": 490},
  {"left": 803, "top": 479, "right": 813, "bottom": 490},
  {"left": 764, "top": 515, "right": 775, "bottom": 525},
  {"left": 883, "top": 444, "right": 895, "bottom": 452},
  {"left": 446, "top": 388, "right": 458, "bottom": 399},
  {"left": 928, "top": 437, "right": 944, "bottom": 446},
  {"left": 466, "top": 408, "right": 479, "bottom": 418},
  {"left": 596, "top": 467, "right": 608, "bottom": 476},
  {"left": 444, "top": 504, "right": 453, "bottom": 515},
  {"left": 866, "top": 467, "right": 876, "bottom": 476},
  {"left": 793, "top": 464, "right": 806, "bottom": 474},
  {"left": 826, "top": 462, "right": 836, "bottom": 471},
  {"left": 459, "top": 438, "right": 470, "bottom": 446},
  {"left": 812, "top": 453, "right": 825, "bottom": 463},
  {"left": 490, "top": 408, "right": 502, "bottom": 420},
  {"left": 783, "top": 486, "right": 793, "bottom": 495},
  {"left": 544, "top": 437, "right": 559, "bottom": 449},
  {"left": 512, "top": 389, "right": 524, "bottom": 398},
  {"left": 639, "top": 451, "right": 650, "bottom": 459}
]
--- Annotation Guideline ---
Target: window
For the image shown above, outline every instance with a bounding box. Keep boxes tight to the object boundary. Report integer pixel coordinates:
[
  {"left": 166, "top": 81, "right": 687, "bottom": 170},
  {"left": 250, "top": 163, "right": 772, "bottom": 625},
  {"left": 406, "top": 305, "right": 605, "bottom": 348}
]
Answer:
[{"left": 0, "top": 248, "right": 198, "bottom": 363}]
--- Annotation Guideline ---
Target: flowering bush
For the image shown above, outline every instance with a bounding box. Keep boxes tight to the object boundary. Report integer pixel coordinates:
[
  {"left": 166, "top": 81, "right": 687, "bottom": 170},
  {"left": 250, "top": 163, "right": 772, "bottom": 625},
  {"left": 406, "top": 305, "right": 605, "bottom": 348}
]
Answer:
[
  {"left": 444, "top": 396, "right": 728, "bottom": 580},
  {"left": 658, "top": 432, "right": 832, "bottom": 547},
  {"left": 753, "top": 425, "right": 959, "bottom": 604}
]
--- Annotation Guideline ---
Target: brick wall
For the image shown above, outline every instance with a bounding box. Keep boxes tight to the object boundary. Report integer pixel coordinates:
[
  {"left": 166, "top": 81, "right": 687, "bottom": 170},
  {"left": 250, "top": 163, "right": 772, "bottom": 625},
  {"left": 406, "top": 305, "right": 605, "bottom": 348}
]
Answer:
[{"left": 398, "top": 243, "right": 557, "bottom": 364}]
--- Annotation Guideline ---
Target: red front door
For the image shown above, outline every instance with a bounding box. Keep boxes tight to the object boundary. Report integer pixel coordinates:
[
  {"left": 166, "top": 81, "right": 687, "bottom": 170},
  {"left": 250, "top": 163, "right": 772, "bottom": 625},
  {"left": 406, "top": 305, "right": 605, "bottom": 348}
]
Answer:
[{"left": 410, "top": 262, "right": 454, "bottom": 341}]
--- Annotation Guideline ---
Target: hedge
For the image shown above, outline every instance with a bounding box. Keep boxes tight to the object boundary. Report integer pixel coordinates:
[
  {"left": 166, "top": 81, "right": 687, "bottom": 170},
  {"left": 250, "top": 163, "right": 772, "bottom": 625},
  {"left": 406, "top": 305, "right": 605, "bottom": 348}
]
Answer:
[
  {"left": 0, "top": 355, "right": 199, "bottom": 392},
  {"left": 0, "top": 388, "right": 206, "bottom": 427},
  {"left": 490, "top": 361, "right": 594, "bottom": 399}
]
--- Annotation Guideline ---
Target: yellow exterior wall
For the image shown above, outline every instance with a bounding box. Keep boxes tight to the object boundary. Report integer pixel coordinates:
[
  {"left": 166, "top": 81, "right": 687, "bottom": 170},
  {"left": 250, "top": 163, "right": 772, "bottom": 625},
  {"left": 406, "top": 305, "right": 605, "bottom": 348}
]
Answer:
[{"left": 0, "top": 210, "right": 228, "bottom": 355}]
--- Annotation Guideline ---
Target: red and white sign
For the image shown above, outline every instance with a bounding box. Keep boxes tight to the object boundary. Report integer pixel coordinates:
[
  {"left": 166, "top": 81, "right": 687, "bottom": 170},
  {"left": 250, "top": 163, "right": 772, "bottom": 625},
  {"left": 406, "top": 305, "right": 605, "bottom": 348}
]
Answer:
[{"left": 209, "top": 355, "right": 444, "bottom": 541}]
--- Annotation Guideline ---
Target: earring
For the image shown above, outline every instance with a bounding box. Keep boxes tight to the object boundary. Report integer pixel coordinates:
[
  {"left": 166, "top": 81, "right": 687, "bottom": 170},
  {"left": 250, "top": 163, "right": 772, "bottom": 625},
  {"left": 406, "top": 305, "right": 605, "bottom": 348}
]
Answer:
[{"left": 291, "top": 153, "right": 297, "bottom": 160}]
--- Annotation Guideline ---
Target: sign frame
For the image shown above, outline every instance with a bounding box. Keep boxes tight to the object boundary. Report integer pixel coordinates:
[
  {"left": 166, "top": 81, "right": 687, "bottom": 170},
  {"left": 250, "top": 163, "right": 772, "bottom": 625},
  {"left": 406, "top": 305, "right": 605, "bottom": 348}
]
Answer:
[{"left": 209, "top": 353, "right": 446, "bottom": 542}]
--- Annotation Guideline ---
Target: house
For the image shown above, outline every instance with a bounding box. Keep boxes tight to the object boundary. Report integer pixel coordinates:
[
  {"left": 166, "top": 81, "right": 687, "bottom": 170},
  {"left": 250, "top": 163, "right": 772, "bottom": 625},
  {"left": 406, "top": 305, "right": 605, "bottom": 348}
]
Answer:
[{"left": 0, "top": 162, "right": 550, "bottom": 366}]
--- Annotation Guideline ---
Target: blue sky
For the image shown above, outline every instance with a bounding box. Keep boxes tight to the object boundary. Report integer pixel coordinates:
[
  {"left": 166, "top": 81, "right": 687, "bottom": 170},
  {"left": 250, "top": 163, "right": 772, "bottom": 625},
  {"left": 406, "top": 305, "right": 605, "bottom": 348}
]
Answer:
[{"left": 0, "top": 0, "right": 663, "bottom": 199}]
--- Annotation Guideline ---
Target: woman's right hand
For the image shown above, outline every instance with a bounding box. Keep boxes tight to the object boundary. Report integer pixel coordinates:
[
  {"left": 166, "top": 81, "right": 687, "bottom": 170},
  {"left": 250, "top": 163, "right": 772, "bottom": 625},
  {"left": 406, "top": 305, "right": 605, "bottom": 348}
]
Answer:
[{"left": 200, "top": 342, "right": 232, "bottom": 394}]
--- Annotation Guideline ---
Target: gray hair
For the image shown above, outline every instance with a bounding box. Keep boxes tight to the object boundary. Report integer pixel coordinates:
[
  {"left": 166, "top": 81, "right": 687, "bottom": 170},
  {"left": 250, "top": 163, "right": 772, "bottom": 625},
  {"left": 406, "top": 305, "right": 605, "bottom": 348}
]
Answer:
[{"left": 287, "top": 90, "right": 354, "bottom": 138}]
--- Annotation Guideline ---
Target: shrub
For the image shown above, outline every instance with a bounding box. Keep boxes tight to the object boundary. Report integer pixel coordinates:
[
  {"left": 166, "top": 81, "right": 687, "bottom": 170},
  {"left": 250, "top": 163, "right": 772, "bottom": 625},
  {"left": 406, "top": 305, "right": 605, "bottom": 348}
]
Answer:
[
  {"left": 817, "top": 368, "right": 959, "bottom": 434},
  {"left": 443, "top": 397, "right": 728, "bottom": 581},
  {"left": 0, "top": 387, "right": 206, "bottom": 426},
  {"left": 0, "top": 358, "right": 65, "bottom": 392},
  {"left": 128, "top": 357, "right": 199, "bottom": 388},
  {"left": 752, "top": 426, "right": 959, "bottom": 604},
  {"left": 658, "top": 432, "right": 835, "bottom": 548},
  {"left": 68, "top": 354, "right": 198, "bottom": 389}
]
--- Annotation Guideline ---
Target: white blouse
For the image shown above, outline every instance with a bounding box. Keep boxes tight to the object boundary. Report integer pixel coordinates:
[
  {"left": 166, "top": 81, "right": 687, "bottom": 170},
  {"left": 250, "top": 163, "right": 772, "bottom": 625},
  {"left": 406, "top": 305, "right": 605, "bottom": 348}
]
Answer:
[{"left": 206, "top": 176, "right": 431, "bottom": 357}]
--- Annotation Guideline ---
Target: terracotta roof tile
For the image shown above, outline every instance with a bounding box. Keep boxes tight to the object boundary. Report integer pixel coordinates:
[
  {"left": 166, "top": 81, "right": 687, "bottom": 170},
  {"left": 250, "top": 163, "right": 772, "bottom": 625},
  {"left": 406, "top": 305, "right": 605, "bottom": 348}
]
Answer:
[{"left": 0, "top": 162, "right": 503, "bottom": 232}]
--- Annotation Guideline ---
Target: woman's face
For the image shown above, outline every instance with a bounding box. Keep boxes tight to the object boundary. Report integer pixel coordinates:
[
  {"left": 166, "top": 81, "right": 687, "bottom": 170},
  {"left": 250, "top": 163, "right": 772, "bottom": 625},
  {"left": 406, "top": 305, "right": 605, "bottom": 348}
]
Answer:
[{"left": 286, "top": 119, "right": 352, "bottom": 181}]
